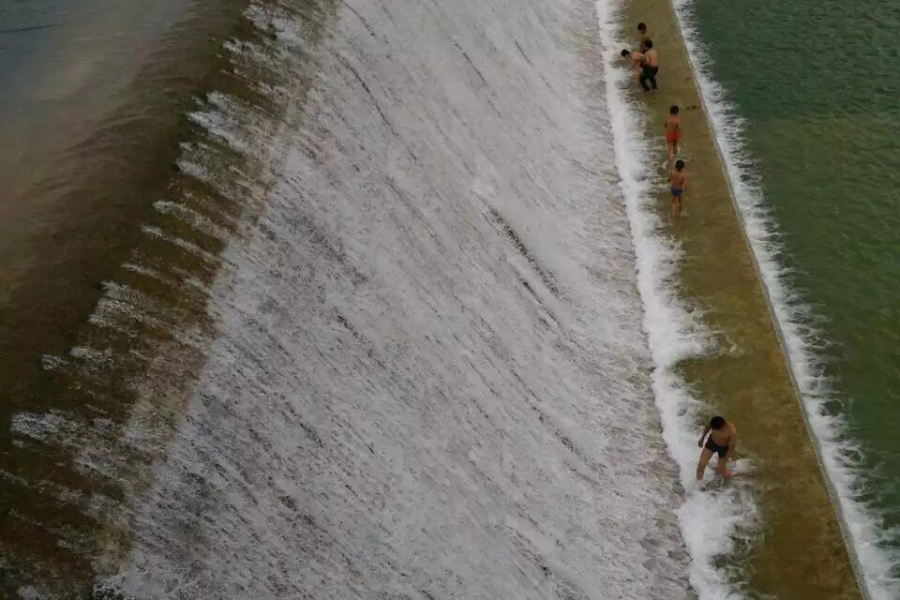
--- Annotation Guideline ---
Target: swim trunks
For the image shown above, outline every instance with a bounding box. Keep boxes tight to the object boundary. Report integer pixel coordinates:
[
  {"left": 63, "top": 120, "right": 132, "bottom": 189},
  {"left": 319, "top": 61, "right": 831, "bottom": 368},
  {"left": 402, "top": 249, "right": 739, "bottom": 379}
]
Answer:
[
  {"left": 666, "top": 129, "right": 681, "bottom": 144},
  {"left": 704, "top": 436, "right": 728, "bottom": 458},
  {"left": 670, "top": 187, "right": 683, "bottom": 197}
]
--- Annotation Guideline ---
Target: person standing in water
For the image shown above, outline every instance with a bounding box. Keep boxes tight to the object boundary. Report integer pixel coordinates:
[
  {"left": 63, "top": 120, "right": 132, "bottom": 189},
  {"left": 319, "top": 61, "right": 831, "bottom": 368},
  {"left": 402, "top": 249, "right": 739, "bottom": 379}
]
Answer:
[
  {"left": 638, "top": 22, "right": 650, "bottom": 52},
  {"left": 669, "top": 159, "right": 687, "bottom": 218},
  {"left": 696, "top": 416, "right": 737, "bottom": 480},
  {"left": 664, "top": 105, "right": 681, "bottom": 168},
  {"left": 640, "top": 39, "right": 659, "bottom": 92}
]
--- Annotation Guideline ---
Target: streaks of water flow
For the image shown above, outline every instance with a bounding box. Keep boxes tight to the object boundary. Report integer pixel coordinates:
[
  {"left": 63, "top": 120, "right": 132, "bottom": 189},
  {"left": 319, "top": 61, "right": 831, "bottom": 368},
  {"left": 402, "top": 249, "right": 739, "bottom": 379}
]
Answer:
[
  {"left": 1, "top": 0, "right": 314, "bottom": 594},
  {"left": 103, "top": 0, "right": 692, "bottom": 597},
  {"left": 594, "top": 0, "right": 761, "bottom": 597}
]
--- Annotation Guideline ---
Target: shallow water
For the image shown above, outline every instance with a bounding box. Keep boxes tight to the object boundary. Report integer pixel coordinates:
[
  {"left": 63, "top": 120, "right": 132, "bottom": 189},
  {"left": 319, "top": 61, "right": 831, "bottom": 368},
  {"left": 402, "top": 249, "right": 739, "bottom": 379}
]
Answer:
[
  {"left": 2, "top": 0, "right": 705, "bottom": 596},
  {"left": 683, "top": 0, "right": 900, "bottom": 595},
  {"left": 2, "top": 0, "right": 872, "bottom": 596},
  {"left": 0, "top": 0, "right": 274, "bottom": 591}
]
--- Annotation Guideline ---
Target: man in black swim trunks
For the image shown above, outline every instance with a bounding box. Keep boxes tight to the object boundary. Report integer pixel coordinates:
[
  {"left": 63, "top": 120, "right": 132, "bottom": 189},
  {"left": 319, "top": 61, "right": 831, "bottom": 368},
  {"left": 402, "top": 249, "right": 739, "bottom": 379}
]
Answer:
[
  {"left": 640, "top": 39, "right": 659, "bottom": 92},
  {"left": 696, "top": 416, "right": 737, "bottom": 480}
]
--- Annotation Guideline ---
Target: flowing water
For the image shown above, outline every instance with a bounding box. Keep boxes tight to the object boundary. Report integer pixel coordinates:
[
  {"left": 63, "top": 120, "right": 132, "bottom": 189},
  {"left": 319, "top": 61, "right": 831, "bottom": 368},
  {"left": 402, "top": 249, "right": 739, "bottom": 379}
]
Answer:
[
  {"left": 3, "top": 0, "right": 891, "bottom": 596},
  {"left": 2, "top": 0, "right": 708, "bottom": 596},
  {"left": 101, "top": 0, "right": 700, "bottom": 594},
  {"left": 675, "top": 0, "right": 900, "bottom": 597}
]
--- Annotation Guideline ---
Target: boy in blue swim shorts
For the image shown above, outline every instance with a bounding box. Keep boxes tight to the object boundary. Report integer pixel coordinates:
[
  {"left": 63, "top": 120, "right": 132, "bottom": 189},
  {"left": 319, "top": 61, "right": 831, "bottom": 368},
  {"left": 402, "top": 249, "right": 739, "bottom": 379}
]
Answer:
[{"left": 669, "top": 159, "right": 687, "bottom": 218}]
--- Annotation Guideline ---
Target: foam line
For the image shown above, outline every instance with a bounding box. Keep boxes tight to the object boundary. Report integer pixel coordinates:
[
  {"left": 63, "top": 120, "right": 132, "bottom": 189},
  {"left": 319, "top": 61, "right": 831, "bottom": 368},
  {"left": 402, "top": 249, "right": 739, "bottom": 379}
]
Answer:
[
  {"left": 667, "top": 0, "right": 900, "bottom": 597},
  {"left": 594, "top": 1, "right": 758, "bottom": 597}
]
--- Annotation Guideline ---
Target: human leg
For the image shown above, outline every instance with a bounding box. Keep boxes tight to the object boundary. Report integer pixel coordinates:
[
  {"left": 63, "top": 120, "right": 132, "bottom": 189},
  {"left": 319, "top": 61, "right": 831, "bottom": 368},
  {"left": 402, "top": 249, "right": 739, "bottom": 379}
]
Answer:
[
  {"left": 696, "top": 448, "right": 714, "bottom": 480},
  {"left": 639, "top": 69, "right": 650, "bottom": 92},
  {"left": 717, "top": 454, "right": 732, "bottom": 478}
]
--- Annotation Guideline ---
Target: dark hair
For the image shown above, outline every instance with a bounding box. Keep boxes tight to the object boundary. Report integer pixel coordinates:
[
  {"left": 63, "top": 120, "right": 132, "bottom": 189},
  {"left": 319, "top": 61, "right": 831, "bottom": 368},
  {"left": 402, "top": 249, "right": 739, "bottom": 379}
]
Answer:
[
  {"left": 621, "top": 49, "right": 631, "bottom": 57},
  {"left": 637, "top": 22, "right": 647, "bottom": 32},
  {"left": 675, "top": 159, "right": 685, "bottom": 170},
  {"left": 644, "top": 39, "right": 653, "bottom": 49},
  {"left": 710, "top": 416, "right": 726, "bottom": 430},
  {"left": 670, "top": 105, "right": 680, "bottom": 115}
]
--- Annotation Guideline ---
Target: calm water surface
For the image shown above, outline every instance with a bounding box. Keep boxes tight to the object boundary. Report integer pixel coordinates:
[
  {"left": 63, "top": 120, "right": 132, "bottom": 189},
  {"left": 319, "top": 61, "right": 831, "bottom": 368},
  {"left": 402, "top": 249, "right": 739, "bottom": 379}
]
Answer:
[{"left": 692, "top": 0, "right": 900, "bottom": 571}]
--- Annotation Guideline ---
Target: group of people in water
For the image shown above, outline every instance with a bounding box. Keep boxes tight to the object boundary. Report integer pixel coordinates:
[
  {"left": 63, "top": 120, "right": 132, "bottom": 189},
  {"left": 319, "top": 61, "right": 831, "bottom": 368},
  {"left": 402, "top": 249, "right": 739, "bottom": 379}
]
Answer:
[
  {"left": 622, "top": 23, "right": 688, "bottom": 218},
  {"left": 621, "top": 22, "right": 658, "bottom": 91},
  {"left": 622, "top": 24, "right": 738, "bottom": 481}
]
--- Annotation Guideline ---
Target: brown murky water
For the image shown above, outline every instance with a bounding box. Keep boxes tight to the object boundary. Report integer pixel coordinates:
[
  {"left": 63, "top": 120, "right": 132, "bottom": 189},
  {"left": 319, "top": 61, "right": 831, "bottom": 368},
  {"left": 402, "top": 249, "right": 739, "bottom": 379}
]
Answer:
[
  {"left": 621, "top": 0, "right": 862, "bottom": 598},
  {"left": 0, "top": 0, "right": 332, "bottom": 593},
  {"left": 0, "top": 0, "right": 868, "bottom": 595}
]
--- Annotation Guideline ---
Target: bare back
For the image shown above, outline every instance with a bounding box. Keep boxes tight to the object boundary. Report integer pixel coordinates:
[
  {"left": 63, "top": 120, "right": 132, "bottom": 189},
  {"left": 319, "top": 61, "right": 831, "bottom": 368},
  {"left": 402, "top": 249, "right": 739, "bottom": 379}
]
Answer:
[
  {"left": 665, "top": 114, "right": 680, "bottom": 133},
  {"left": 708, "top": 423, "right": 735, "bottom": 446},
  {"left": 645, "top": 48, "right": 658, "bottom": 67},
  {"left": 670, "top": 170, "right": 687, "bottom": 189}
]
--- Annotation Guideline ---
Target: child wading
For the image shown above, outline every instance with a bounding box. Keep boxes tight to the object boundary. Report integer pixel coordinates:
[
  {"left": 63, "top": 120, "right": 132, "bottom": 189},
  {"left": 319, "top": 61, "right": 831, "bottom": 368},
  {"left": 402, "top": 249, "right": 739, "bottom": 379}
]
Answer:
[
  {"left": 664, "top": 105, "right": 681, "bottom": 169},
  {"left": 620, "top": 48, "right": 646, "bottom": 88},
  {"left": 696, "top": 416, "right": 738, "bottom": 480},
  {"left": 669, "top": 159, "right": 687, "bottom": 218},
  {"left": 637, "top": 22, "right": 650, "bottom": 52}
]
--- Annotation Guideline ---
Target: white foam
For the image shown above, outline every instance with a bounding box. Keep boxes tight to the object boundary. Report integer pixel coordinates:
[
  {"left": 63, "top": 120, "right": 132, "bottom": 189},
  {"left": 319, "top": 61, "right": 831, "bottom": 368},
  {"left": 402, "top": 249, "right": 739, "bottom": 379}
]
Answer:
[
  {"left": 594, "top": 1, "right": 758, "bottom": 598},
  {"left": 101, "top": 0, "right": 698, "bottom": 596},
  {"left": 669, "top": 1, "right": 900, "bottom": 598}
]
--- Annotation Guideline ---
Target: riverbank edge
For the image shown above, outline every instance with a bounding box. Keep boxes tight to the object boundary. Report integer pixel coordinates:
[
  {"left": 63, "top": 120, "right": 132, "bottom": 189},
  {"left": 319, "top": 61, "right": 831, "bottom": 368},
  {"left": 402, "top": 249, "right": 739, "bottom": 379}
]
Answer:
[
  {"left": 661, "top": 1, "right": 872, "bottom": 598},
  {"left": 618, "top": 0, "right": 865, "bottom": 597}
]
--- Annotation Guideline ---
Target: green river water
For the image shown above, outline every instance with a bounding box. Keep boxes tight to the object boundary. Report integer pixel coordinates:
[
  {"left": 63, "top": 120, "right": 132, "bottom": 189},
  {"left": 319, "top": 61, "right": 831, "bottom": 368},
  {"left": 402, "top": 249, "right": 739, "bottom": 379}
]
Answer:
[{"left": 691, "top": 0, "right": 900, "bottom": 565}]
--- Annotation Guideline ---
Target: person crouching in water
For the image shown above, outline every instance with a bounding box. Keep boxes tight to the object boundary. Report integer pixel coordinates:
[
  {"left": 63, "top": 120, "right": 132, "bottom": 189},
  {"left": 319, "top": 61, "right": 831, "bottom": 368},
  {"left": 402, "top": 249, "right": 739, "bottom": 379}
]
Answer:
[
  {"left": 697, "top": 416, "right": 737, "bottom": 480},
  {"left": 621, "top": 41, "right": 658, "bottom": 91},
  {"left": 669, "top": 159, "right": 687, "bottom": 218},
  {"left": 620, "top": 47, "right": 646, "bottom": 87}
]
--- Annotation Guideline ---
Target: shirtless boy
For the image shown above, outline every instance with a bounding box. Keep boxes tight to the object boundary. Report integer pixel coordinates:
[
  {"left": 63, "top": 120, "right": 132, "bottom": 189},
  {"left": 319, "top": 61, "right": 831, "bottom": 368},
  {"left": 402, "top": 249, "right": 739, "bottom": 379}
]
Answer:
[
  {"left": 641, "top": 39, "right": 659, "bottom": 92},
  {"left": 696, "top": 416, "right": 737, "bottom": 480},
  {"left": 620, "top": 48, "right": 646, "bottom": 80},
  {"left": 637, "top": 22, "right": 650, "bottom": 52},
  {"left": 669, "top": 159, "right": 687, "bottom": 218},
  {"left": 664, "top": 105, "right": 681, "bottom": 167}
]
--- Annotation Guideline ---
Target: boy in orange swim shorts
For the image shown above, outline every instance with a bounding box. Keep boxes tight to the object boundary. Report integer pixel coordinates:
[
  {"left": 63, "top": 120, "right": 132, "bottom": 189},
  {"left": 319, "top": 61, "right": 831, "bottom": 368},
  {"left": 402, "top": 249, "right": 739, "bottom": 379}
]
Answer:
[{"left": 664, "top": 105, "right": 681, "bottom": 169}]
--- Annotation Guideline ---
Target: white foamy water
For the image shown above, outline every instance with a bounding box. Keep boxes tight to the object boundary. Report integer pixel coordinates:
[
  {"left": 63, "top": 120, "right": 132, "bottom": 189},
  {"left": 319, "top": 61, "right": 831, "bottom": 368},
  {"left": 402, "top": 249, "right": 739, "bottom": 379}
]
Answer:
[
  {"left": 594, "top": 1, "right": 757, "bottom": 599},
  {"left": 98, "top": 0, "right": 704, "bottom": 597},
  {"left": 670, "top": 0, "right": 900, "bottom": 598}
]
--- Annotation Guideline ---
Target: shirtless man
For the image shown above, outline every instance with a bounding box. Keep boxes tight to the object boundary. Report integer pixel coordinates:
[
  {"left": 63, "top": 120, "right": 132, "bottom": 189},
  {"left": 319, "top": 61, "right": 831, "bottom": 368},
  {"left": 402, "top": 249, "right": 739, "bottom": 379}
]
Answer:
[
  {"left": 669, "top": 159, "right": 687, "bottom": 218},
  {"left": 640, "top": 39, "right": 659, "bottom": 92},
  {"left": 664, "top": 105, "right": 681, "bottom": 168},
  {"left": 696, "top": 416, "right": 737, "bottom": 480},
  {"left": 637, "top": 22, "right": 650, "bottom": 52}
]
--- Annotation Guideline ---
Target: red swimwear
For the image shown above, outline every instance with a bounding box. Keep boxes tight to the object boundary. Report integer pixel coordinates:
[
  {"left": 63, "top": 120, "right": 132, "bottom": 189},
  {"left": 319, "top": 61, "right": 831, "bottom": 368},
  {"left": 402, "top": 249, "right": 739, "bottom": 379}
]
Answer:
[{"left": 666, "top": 128, "right": 681, "bottom": 144}]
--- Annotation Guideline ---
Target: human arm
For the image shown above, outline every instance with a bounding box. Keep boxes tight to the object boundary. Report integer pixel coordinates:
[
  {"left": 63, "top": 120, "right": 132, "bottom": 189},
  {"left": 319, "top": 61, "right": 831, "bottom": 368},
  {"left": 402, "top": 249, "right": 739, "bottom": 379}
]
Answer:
[
  {"left": 631, "top": 52, "right": 644, "bottom": 71},
  {"left": 698, "top": 424, "right": 710, "bottom": 447},
  {"left": 725, "top": 431, "right": 738, "bottom": 461}
]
